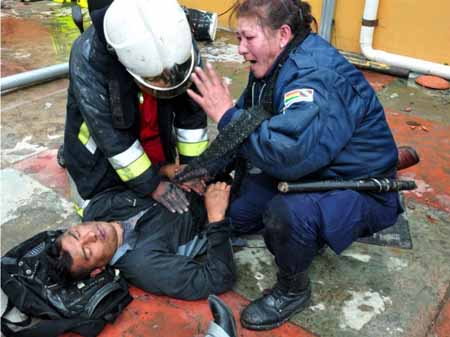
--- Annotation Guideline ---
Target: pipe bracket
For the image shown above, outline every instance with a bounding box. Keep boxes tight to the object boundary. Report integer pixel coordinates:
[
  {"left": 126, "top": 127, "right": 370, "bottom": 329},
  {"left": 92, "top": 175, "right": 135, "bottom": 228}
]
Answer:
[{"left": 362, "top": 19, "right": 378, "bottom": 27}]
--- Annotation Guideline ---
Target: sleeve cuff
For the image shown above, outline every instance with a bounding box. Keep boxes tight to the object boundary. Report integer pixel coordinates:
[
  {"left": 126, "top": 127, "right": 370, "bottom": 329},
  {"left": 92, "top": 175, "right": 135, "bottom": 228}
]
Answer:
[
  {"left": 206, "top": 218, "right": 231, "bottom": 243},
  {"left": 218, "top": 107, "right": 238, "bottom": 131}
]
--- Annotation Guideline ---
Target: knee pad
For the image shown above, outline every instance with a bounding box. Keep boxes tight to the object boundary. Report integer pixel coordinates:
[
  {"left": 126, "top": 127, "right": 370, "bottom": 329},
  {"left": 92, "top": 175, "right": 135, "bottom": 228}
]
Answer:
[
  {"left": 264, "top": 194, "right": 321, "bottom": 249},
  {"left": 263, "top": 196, "right": 292, "bottom": 245}
]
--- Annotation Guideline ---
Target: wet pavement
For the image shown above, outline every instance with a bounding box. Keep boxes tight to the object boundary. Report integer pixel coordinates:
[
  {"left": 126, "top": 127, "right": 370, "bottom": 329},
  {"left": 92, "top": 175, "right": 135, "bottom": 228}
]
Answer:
[{"left": 1, "top": 2, "right": 449, "bottom": 337}]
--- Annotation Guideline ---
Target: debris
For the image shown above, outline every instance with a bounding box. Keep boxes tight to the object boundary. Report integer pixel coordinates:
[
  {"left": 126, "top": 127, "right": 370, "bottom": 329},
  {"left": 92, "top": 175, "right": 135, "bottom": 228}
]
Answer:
[
  {"left": 406, "top": 120, "right": 421, "bottom": 127},
  {"left": 415, "top": 75, "right": 450, "bottom": 90},
  {"left": 426, "top": 214, "right": 438, "bottom": 224},
  {"left": 421, "top": 125, "right": 430, "bottom": 132},
  {"left": 310, "top": 303, "right": 326, "bottom": 312},
  {"left": 403, "top": 106, "right": 412, "bottom": 112},
  {"left": 254, "top": 272, "right": 264, "bottom": 280},
  {"left": 389, "top": 93, "right": 399, "bottom": 99}
]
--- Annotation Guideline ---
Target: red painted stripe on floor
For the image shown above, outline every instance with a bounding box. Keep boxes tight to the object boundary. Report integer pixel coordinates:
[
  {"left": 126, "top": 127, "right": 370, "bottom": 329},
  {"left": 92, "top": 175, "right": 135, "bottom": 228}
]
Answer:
[
  {"left": 433, "top": 297, "right": 450, "bottom": 337},
  {"left": 386, "top": 110, "right": 450, "bottom": 212},
  {"left": 12, "top": 149, "right": 70, "bottom": 200},
  {"left": 362, "top": 70, "right": 396, "bottom": 92},
  {"left": 64, "top": 287, "right": 315, "bottom": 337}
]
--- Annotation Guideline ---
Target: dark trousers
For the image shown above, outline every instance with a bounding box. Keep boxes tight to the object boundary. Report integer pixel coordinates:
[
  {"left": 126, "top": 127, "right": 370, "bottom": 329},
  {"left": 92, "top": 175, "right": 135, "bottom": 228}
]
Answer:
[{"left": 229, "top": 173, "right": 402, "bottom": 274}]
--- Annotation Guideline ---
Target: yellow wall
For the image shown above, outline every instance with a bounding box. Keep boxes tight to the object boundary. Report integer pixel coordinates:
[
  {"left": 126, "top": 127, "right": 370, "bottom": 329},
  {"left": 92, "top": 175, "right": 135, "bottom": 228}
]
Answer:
[{"left": 180, "top": 0, "right": 450, "bottom": 65}]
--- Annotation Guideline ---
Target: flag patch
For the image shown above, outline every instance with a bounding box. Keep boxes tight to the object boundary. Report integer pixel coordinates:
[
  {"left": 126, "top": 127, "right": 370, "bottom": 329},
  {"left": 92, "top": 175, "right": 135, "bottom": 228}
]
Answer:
[{"left": 284, "top": 89, "right": 314, "bottom": 108}]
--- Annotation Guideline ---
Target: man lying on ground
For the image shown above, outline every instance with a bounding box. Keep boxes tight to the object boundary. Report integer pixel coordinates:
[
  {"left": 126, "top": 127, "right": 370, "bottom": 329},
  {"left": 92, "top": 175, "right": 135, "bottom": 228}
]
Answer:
[{"left": 52, "top": 182, "right": 235, "bottom": 300}]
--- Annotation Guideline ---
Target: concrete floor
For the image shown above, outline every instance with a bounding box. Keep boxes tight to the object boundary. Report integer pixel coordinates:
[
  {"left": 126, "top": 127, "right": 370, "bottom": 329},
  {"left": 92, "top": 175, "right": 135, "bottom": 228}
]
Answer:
[{"left": 1, "top": 1, "right": 449, "bottom": 337}]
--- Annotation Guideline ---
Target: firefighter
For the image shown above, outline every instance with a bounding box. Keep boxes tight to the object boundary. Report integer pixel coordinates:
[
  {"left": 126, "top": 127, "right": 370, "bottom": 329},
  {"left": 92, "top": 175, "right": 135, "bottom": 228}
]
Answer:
[{"left": 63, "top": 0, "right": 209, "bottom": 217}]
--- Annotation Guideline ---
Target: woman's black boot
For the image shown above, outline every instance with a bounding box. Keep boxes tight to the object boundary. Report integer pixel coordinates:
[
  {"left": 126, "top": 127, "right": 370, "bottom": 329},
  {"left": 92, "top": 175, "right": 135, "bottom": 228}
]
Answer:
[{"left": 240, "top": 270, "right": 311, "bottom": 331}]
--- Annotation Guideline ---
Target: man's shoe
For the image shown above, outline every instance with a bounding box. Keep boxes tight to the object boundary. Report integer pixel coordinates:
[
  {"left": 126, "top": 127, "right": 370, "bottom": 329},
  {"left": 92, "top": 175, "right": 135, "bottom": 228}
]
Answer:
[
  {"left": 397, "top": 146, "right": 420, "bottom": 171},
  {"left": 240, "top": 271, "right": 311, "bottom": 331},
  {"left": 206, "top": 295, "right": 237, "bottom": 337}
]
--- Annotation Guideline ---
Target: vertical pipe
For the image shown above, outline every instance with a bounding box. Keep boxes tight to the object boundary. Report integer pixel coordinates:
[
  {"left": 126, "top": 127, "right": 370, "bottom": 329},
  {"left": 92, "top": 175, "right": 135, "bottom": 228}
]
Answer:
[
  {"left": 360, "top": 0, "right": 450, "bottom": 79},
  {"left": 318, "top": 0, "right": 336, "bottom": 42}
]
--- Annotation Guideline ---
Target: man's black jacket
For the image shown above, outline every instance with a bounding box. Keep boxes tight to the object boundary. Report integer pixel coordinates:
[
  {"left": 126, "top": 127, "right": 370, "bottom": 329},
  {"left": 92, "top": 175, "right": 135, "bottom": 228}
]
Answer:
[{"left": 83, "top": 188, "right": 236, "bottom": 300}]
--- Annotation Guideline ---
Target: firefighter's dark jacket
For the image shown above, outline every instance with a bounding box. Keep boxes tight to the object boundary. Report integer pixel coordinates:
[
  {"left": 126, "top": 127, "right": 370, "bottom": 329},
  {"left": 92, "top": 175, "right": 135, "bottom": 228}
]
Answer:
[
  {"left": 64, "top": 26, "right": 207, "bottom": 200},
  {"left": 83, "top": 188, "right": 236, "bottom": 300}
]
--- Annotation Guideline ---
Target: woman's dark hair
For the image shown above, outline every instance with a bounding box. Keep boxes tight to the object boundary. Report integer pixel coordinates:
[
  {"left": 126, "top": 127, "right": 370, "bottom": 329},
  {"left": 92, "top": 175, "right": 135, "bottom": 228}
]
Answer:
[
  {"left": 46, "top": 236, "right": 90, "bottom": 285},
  {"left": 230, "top": 0, "right": 317, "bottom": 34}
]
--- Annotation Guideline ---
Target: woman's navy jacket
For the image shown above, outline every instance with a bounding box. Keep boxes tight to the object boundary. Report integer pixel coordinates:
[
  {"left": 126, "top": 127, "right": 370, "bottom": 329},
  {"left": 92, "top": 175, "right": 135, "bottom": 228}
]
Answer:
[{"left": 219, "top": 33, "right": 398, "bottom": 182}]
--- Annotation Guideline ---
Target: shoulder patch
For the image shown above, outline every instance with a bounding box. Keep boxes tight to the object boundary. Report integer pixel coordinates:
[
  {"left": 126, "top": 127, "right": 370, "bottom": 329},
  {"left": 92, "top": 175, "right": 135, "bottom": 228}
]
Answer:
[{"left": 283, "top": 88, "right": 314, "bottom": 109}]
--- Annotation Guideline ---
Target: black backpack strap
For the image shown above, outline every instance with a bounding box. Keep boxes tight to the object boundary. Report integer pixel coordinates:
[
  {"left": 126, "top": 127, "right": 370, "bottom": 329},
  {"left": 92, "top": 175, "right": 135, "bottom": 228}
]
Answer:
[
  {"left": 2, "top": 317, "right": 105, "bottom": 337},
  {"left": 1, "top": 298, "right": 104, "bottom": 337},
  {"left": 1, "top": 298, "right": 31, "bottom": 328}
]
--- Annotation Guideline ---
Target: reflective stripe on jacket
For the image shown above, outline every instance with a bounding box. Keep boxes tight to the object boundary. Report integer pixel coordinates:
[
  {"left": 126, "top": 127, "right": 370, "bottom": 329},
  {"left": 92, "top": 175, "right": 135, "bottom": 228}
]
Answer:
[{"left": 176, "top": 128, "right": 209, "bottom": 157}]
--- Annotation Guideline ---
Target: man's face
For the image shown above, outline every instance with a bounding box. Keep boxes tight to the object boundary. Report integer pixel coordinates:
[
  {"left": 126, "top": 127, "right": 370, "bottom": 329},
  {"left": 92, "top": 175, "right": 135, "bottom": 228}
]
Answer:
[{"left": 59, "top": 221, "right": 122, "bottom": 276}]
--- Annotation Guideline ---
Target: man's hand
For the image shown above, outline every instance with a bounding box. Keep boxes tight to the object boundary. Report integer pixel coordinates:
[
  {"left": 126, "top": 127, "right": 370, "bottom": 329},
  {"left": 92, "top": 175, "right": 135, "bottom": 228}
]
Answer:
[
  {"left": 204, "top": 182, "right": 231, "bottom": 223},
  {"left": 152, "top": 181, "right": 189, "bottom": 214},
  {"left": 159, "top": 164, "right": 182, "bottom": 181},
  {"left": 187, "top": 62, "right": 234, "bottom": 124}
]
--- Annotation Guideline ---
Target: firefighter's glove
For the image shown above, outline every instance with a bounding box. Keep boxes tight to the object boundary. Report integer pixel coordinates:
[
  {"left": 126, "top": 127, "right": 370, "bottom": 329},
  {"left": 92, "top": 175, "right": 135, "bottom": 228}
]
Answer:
[
  {"left": 173, "top": 165, "right": 210, "bottom": 184},
  {"left": 152, "top": 180, "right": 189, "bottom": 214}
]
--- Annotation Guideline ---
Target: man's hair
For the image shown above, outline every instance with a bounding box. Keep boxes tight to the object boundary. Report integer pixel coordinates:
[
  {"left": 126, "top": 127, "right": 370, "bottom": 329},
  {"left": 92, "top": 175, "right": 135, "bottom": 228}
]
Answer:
[{"left": 46, "top": 236, "right": 91, "bottom": 285}]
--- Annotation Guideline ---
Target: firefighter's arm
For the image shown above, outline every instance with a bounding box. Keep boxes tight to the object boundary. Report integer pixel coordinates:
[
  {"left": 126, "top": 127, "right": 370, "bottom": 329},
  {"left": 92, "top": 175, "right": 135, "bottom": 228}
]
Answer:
[{"left": 172, "top": 90, "right": 209, "bottom": 164}]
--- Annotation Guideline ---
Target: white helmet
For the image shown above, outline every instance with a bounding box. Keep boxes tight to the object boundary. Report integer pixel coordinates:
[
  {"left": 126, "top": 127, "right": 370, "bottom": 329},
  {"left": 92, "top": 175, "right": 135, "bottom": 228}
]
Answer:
[{"left": 104, "top": 0, "right": 196, "bottom": 98}]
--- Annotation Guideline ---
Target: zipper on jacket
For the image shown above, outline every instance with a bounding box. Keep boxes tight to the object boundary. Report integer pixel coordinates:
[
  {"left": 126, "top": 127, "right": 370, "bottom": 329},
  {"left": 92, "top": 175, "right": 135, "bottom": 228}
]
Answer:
[{"left": 251, "top": 81, "right": 267, "bottom": 107}]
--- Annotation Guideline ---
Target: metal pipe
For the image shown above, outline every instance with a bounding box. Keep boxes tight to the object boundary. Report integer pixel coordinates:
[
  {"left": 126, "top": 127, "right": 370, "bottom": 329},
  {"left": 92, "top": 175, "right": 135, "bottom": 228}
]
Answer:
[
  {"left": 360, "top": 0, "right": 450, "bottom": 79},
  {"left": 1, "top": 63, "right": 69, "bottom": 94},
  {"left": 319, "top": 0, "right": 336, "bottom": 42}
]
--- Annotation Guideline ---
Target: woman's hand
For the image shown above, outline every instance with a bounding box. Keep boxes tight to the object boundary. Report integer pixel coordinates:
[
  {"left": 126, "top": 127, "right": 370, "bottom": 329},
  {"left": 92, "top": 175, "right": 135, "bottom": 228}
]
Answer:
[{"left": 187, "top": 62, "right": 234, "bottom": 123}]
